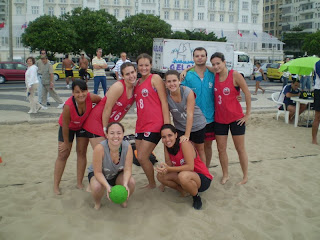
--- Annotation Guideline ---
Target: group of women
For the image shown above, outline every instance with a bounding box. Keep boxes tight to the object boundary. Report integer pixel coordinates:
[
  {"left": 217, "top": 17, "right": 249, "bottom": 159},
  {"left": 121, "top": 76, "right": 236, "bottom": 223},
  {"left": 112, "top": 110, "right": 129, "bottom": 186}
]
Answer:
[{"left": 52, "top": 51, "right": 250, "bottom": 210}]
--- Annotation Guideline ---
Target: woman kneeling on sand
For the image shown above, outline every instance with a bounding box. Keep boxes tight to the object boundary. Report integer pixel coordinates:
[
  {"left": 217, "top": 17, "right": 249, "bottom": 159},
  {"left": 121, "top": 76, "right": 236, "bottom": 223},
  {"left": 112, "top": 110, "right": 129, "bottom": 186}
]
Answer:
[
  {"left": 156, "top": 124, "right": 213, "bottom": 210},
  {"left": 87, "top": 122, "right": 135, "bottom": 209}
]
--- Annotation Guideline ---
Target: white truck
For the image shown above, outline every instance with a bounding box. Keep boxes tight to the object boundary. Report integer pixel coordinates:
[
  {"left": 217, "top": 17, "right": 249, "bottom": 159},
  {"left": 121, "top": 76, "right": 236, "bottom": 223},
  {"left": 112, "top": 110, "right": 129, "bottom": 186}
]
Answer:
[{"left": 152, "top": 38, "right": 253, "bottom": 78}]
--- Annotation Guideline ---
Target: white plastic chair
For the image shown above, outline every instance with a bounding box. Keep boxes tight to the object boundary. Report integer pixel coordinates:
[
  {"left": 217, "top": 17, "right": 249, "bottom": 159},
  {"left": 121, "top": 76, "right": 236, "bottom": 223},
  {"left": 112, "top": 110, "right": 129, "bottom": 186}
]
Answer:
[{"left": 271, "top": 92, "right": 289, "bottom": 124}]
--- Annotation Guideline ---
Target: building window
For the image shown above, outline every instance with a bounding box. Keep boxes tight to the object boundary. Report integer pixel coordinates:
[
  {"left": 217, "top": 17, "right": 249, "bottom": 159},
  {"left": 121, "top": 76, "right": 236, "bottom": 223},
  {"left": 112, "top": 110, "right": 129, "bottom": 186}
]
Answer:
[
  {"left": 114, "top": 8, "right": 119, "bottom": 17},
  {"left": 219, "top": 0, "right": 224, "bottom": 10},
  {"left": 48, "top": 7, "right": 54, "bottom": 16},
  {"left": 252, "top": 16, "right": 257, "bottom": 23},
  {"left": 114, "top": 0, "right": 119, "bottom": 5},
  {"left": 48, "top": 0, "right": 54, "bottom": 2},
  {"left": 184, "top": 0, "right": 189, "bottom": 8},
  {"left": 184, "top": 12, "right": 189, "bottom": 20},
  {"left": 146, "top": 10, "right": 152, "bottom": 14},
  {"left": 16, "top": 6, "right": 22, "bottom": 15},
  {"left": 229, "top": 15, "right": 234, "bottom": 22},
  {"left": 61, "top": 7, "right": 66, "bottom": 15},
  {"left": 265, "top": 23, "right": 269, "bottom": 28},
  {"left": 174, "top": 11, "right": 179, "bottom": 20},
  {"left": 60, "top": 0, "right": 66, "bottom": 3},
  {"left": 219, "top": 14, "right": 224, "bottom": 22},
  {"left": 252, "top": 3, "right": 258, "bottom": 12},
  {"left": 1, "top": 37, "right": 9, "bottom": 46},
  {"left": 16, "top": 37, "right": 22, "bottom": 48},
  {"left": 124, "top": 9, "right": 130, "bottom": 17},
  {"left": 72, "top": 0, "right": 78, "bottom": 3},
  {"left": 174, "top": 0, "right": 180, "bottom": 8},
  {"left": 164, "top": 11, "right": 169, "bottom": 19},
  {"left": 209, "top": 13, "right": 214, "bottom": 21},
  {"left": 31, "top": 6, "right": 39, "bottom": 14},
  {"left": 164, "top": 0, "right": 169, "bottom": 8},
  {"left": 209, "top": 0, "right": 215, "bottom": 10},
  {"left": 242, "top": 15, "right": 248, "bottom": 23},
  {"left": 125, "top": 0, "right": 130, "bottom": 6},
  {"left": 229, "top": 1, "right": 234, "bottom": 11},
  {"left": 198, "top": 0, "right": 204, "bottom": 7},
  {"left": 198, "top": 12, "right": 204, "bottom": 20},
  {"left": 242, "top": 1, "right": 248, "bottom": 10}
]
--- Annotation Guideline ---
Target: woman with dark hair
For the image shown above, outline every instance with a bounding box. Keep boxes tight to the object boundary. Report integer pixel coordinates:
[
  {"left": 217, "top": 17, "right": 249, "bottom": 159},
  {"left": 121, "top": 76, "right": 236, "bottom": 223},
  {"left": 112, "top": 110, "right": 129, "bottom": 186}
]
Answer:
[
  {"left": 83, "top": 62, "right": 137, "bottom": 149},
  {"left": 134, "top": 53, "right": 170, "bottom": 189},
  {"left": 25, "top": 57, "right": 45, "bottom": 113},
  {"left": 156, "top": 124, "right": 213, "bottom": 210},
  {"left": 54, "top": 80, "right": 101, "bottom": 195},
  {"left": 253, "top": 62, "right": 266, "bottom": 95},
  {"left": 210, "top": 52, "right": 251, "bottom": 185},
  {"left": 87, "top": 122, "right": 135, "bottom": 210}
]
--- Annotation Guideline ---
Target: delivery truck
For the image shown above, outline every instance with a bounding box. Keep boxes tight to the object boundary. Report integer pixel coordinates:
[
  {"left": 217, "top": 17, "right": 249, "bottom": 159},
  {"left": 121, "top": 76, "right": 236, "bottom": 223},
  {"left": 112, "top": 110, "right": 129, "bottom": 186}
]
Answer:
[{"left": 152, "top": 38, "right": 253, "bottom": 78}]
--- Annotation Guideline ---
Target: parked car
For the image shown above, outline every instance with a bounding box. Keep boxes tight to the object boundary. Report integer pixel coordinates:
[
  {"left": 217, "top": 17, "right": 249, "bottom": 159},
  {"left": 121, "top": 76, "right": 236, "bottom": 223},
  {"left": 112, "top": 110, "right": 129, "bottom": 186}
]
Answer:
[
  {"left": 260, "top": 63, "right": 272, "bottom": 75},
  {"left": 0, "top": 61, "right": 27, "bottom": 84},
  {"left": 105, "top": 61, "right": 116, "bottom": 80},
  {"left": 53, "top": 63, "right": 93, "bottom": 81},
  {"left": 267, "top": 63, "right": 283, "bottom": 82}
]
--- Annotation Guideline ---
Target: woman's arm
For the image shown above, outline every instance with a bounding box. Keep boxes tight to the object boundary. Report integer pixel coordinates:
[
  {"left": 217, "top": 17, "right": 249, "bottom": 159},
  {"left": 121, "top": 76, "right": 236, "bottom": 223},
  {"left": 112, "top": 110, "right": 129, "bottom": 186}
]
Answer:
[
  {"left": 92, "top": 144, "right": 112, "bottom": 197},
  {"left": 59, "top": 105, "right": 71, "bottom": 152},
  {"left": 102, "top": 82, "right": 124, "bottom": 130},
  {"left": 90, "top": 93, "right": 102, "bottom": 104},
  {"left": 181, "top": 89, "right": 195, "bottom": 142},
  {"left": 259, "top": 68, "right": 266, "bottom": 81},
  {"left": 122, "top": 144, "right": 133, "bottom": 194},
  {"left": 152, "top": 74, "right": 170, "bottom": 124},
  {"left": 234, "top": 71, "right": 251, "bottom": 126}
]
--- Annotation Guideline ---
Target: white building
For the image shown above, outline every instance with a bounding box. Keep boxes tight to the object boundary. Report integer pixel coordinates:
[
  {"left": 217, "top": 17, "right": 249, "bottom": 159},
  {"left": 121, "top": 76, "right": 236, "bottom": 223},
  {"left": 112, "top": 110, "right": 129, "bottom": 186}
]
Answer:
[{"left": 0, "top": 0, "right": 283, "bottom": 62}]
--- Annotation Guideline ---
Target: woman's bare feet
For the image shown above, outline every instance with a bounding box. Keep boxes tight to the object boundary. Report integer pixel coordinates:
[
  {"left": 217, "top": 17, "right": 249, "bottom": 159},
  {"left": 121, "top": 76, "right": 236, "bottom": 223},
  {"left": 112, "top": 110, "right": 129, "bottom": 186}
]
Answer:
[
  {"left": 77, "top": 183, "right": 84, "bottom": 190},
  {"left": 86, "top": 185, "right": 91, "bottom": 192},
  {"left": 220, "top": 176, "right": 230, "bottom": 185},
  {"left": 94, "top": 203, "right": 101, "bottom": 210},
  {"left": 158, "top": 184, "right": 165, "bottom": 192},
  {"left": 54, "top": 186, "right": 61, "bottom": 195},
  {"left": 140, "top": 183, "right": 156, "bottom": 189},
  {"left": 121, "top": 202, "right": 128, "bottom": 208},
  {"left": 237, "top": 177, "right": 248, "bottom": 185}
]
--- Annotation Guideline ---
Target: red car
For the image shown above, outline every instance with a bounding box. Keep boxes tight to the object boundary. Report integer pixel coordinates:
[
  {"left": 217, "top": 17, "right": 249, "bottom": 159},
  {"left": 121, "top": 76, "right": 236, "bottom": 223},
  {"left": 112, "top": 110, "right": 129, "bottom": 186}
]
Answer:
[{"left": 0, "top": 61, "right": 27, "bottom": 84}]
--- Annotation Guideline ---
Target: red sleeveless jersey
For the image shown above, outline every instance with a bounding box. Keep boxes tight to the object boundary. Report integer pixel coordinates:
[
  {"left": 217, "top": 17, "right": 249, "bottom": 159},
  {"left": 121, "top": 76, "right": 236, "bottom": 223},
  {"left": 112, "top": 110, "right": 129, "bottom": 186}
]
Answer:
[
  {"left": 83, "top": 79, "right": 134, "bottom": 136},
  {"left": 58, "top": 92, "right": 93, "bottom": 131},
  {"left": 214, "top": 70, "right": 244, "bottom": 124},
  {"left": 169, "top": 144, "right": 213, "bottom": 180},
  {"left": 134, "top": 74, "right": 164, "bottom": 133}
]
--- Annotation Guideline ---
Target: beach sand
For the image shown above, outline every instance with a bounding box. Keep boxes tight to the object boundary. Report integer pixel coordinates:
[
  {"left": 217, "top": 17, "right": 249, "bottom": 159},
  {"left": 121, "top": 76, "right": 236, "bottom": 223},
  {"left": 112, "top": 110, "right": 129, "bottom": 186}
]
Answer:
[{"left": 0, "top": 113, "right": 320, "bottom": 240}]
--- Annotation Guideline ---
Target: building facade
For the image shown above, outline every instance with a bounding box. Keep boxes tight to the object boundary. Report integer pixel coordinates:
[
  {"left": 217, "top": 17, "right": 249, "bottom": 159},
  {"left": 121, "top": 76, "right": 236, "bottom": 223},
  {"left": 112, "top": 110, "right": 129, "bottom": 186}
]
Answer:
[
  {"left": 0, "top": 0, "right": 283, "bottom": 63},
  {"left": 262, "top": 0, "right": 281, "bottom": 38}
]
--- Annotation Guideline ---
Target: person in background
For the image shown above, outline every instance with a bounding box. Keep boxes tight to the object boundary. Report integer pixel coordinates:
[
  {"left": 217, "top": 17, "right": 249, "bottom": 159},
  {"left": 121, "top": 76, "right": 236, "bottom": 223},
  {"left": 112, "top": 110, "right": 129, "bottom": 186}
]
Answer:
[
  {"left": 114, "top": 52, "right": 131, "bottom": 80},
  {"left": 253, "top": 62, "right": 266, "bottom": 95},
  {"left": 312, "top": 60, "right": 320, "bottom": 144},
  {"left": 92, "top": 48, "right": 108, "bottom": 95},
  {"left": 79, "top": 53, "right": 89, "bottom": 82},
  {"left": 62, "top": 54, "right": 75, "bottom": 89},
  {"left": 282, "top": 57, "right": 291, "bottom": 88},
  {"left": 36, "top": 49, "right": 49, "bottom": 106}
]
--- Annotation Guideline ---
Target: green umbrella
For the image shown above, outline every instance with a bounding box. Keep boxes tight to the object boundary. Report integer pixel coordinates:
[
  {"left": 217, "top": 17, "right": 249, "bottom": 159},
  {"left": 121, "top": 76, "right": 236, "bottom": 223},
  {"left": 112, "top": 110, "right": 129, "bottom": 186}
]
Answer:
[{"left": 279, "top": 56, "right": 320, "bottom": 75}]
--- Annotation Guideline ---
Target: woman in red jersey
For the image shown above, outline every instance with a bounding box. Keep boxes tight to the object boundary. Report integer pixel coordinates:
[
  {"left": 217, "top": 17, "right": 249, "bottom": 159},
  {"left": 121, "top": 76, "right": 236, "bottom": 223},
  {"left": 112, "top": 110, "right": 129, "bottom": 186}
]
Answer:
[
  {"left": 156, "top": 124, "right": 213, "bottom": 210},
  {"left": 82, "top": 62, "right": 136, "bottom": 149},
  {"left": 134, "top": 53, "right": 170, "bottom": 189},
  {"left": 210, "top": 52, "right": 251, "bottom": 185},
  {"left": 54, "top": 80, "right": 101, "bottom": 195}
]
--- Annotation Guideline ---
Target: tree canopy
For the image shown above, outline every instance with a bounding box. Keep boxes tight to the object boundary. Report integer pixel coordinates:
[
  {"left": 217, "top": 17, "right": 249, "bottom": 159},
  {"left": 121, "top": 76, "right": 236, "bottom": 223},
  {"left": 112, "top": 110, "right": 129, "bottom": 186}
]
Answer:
[
  {"left": 171, "top": 30, "right": 226, "bottom": 42},
  {"left": 302, "top": 31, "right": 320, "bottom": 57}
]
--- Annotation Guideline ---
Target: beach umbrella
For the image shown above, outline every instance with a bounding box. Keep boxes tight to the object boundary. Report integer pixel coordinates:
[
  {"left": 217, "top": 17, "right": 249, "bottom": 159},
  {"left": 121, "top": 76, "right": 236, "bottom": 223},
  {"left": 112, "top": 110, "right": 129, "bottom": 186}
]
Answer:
[{"left": 279, "top": 56, "right": 320, "bottom": 75}]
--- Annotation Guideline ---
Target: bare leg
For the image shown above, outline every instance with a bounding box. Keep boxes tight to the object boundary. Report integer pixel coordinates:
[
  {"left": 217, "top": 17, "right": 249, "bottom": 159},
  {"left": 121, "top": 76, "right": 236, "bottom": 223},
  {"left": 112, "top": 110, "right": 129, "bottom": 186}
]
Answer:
[
  {"left": 53, "top": 141, "right": 72, "bottom": 195},
  {"left": 254, "top": 81, "right": 258, "bottom": 94},
  {"left": 194, "top": 143, "right": 206, "bottom": 166},
  {"left": 89, "top": 136, "right": 106, "bottom": 150},
  {"left": 232, "top": 134, "right": 248, "bottom": 185},
  {"left": 157, "top": 172, "right": 185, "bottom": 196},
  {"left": 115, "top": 172, "right": 135, "bottom": 208},
  {"left": 66, "top": 77, "right": 70, "bottom": 85},
  {"left": 204, "top": 140, "right": 213, "bottom": 168},
  {"left": 216, "top": 135, "right": 229, "bottom": 184},
  {"left": 135, "top": 139, "right": 157, "bottom": 188},
  {"left": 178, "top": 171, "right": 201, "bottom": 196},
  {"left": 312, "top": 111, "right": 320, "bottom": 144},
  {"left": 76, "top": 137, "right": 89, "bottom": 190},
  {"left": 287, "top": 105, "right": 296, "bottom": 122},
  {"left": 89, "top": 176, "right": 105, "bottom": 210}
]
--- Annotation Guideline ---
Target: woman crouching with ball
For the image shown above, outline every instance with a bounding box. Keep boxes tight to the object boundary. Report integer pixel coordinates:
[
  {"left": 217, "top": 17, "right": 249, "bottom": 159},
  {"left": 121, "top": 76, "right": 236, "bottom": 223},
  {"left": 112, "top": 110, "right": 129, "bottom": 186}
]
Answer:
[
  {"left": 87, "top": 122, "right": 135, "bottom": 209},
  {"left": 156, "top": 124, "right": 213, "bottom": 210}
]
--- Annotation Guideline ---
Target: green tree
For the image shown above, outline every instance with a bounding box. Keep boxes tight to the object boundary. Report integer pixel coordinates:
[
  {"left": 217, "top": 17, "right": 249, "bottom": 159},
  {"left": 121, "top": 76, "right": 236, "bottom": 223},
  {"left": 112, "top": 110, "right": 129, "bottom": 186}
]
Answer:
[
  {"left": 119, "top": 14, "right": 172, "bottom": 56},
  {"left": 302, "top": 31, "right": 320, "bottom": 56},
  {"left": 171, "top": 30, "right": 226, "bottom": 42},
  {"left": 21, "top": 15, "right": 76, "bottom": 55},
  {"left": 64, "top": 8, "right": 120, "bottom": 58},
  {"left": 282, "top": 31, "right": 310, "bottom": 58},
  {"left": 171, "top": 31, "right": 189, "bottom": 40}
]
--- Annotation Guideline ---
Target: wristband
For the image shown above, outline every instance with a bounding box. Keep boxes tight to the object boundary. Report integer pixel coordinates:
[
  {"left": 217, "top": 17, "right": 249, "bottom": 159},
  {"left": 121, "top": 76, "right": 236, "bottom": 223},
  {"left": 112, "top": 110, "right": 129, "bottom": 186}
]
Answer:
[{"left": 103, "top": 127, "right": 107, "bottom": 132}]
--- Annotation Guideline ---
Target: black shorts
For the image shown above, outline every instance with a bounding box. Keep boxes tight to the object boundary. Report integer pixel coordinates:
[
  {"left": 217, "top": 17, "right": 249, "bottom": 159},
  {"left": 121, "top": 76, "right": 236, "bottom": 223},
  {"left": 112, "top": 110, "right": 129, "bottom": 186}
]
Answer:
[
  {"left": 88, "top": 171, "right": 121, "bottom": 186},
  {"left": 279, "top": 102, "right": 295, "bottom": 110},
  {"left": 83, "top": 129, "right": 103, "bottom": 138},
  {"left": 197, "top": 173, "right": 212, "bottom": 192},
  {"left": 79, "top": 68, "right": 87, "bottom": 77},
  {"left": 65, "top": 70, "right": 73, "bottom": 77},
  {"left": 205, "top": 122, "right": 216, "bottom": 141},
  {"left": 314, "top": 89, "right": 320, "bottom": 111},
  {"left": 214, "top": 121, "right": 246, "bottom": 136},
  {"left": 58, "top": 126, "right": 87, "bottom": 142},
  {"left": 135, "top": 132, "right": 161, "bottom": 144},
  {"left": 176, "top": 127, "right": 206, "bottom": 144}
]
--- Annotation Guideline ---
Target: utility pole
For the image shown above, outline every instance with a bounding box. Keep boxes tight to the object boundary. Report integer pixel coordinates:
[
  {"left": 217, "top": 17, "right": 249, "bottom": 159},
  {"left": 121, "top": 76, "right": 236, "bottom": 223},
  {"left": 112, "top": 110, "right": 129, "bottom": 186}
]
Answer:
[{"left": 8, "top": 0, "right": 13, "bottom": 61}]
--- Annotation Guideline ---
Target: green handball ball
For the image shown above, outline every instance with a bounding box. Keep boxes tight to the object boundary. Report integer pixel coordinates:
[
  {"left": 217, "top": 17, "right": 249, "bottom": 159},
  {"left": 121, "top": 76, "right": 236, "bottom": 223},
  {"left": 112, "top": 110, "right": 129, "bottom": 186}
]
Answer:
[{"left": 109, "top": 185, "right": 128, "bottom": 204}]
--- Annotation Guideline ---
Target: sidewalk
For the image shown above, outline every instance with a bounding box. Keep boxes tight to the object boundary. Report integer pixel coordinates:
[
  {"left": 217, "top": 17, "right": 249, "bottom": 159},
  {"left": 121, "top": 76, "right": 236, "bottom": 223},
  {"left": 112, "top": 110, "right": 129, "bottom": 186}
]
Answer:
[{"left": 0, "top": 81, "right": 283, "bottom": 125}]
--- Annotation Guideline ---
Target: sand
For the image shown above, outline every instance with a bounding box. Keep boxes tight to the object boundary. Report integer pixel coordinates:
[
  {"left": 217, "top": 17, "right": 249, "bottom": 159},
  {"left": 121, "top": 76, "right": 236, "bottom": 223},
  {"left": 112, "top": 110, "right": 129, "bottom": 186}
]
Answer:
[{"left": 0, "top": 113, "right": 320, "bottom": 240}]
